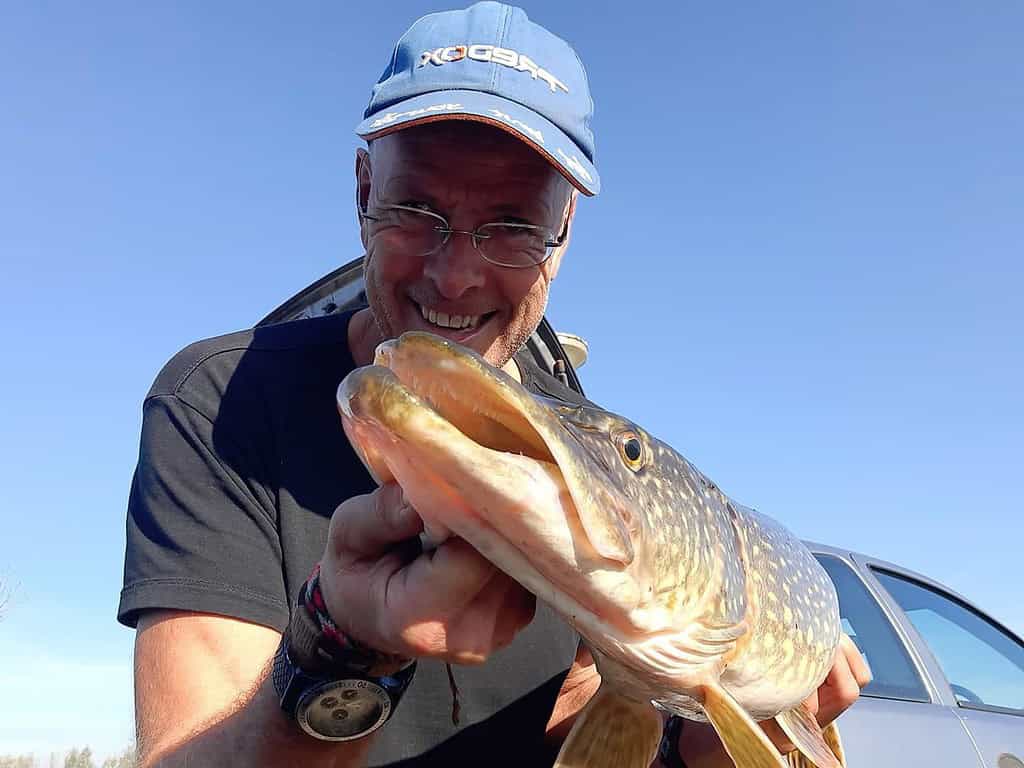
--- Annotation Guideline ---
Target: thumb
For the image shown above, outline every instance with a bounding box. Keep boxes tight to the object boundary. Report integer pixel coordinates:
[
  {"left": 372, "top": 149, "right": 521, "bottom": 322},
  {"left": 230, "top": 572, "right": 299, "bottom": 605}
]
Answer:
[{"left": 328, "top": 482, "right": 423, "bottom": 559}]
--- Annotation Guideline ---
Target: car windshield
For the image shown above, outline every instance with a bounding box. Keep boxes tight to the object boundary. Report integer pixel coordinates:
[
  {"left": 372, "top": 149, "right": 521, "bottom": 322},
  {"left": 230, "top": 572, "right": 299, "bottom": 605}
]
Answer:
[{"left": 873, "top": 568, "right": 1024, "bottom": 712}]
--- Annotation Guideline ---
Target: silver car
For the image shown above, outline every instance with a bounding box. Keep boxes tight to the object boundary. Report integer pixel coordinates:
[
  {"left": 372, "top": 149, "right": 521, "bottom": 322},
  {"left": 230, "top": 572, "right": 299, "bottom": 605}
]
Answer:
[
  {"left": 807, "top": 544, "right": 1024, "bottom": 767},
  {"left": 262, "top": 261, "right": 1024, "bottom": 768}
]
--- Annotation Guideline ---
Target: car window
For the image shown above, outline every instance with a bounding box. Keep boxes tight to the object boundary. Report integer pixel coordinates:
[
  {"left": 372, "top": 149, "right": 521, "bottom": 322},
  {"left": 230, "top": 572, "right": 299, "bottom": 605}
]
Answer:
[
  {"left": 872, "top": 568, "right": 1024, "bottom": 713},
  {"left": 815, "top": 555, "right": 930, "bottom": 702}
]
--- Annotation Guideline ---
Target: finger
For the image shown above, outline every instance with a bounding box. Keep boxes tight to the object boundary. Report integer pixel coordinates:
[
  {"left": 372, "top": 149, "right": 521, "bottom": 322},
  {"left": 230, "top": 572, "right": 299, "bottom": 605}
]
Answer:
[
  {"left": 386, "top": 537, "right": 513, "bottom": 636},
  {"left": 840, "top": 633, "right": 873, "bottom": 687},
  {"left": 817, "top": 642, "right": 861, "bottom": 726},
  {"left": 471, "top": 570, "right": 536, "bottom": 649},
  {"left": 441, "top": 569, "right": 536, "bottom": 663},
  {"left": 383, "top": 540, "right": 535, "bottom": 660},
  {"left": 328, "top": 482, "right": 423, "bottom": 560}
]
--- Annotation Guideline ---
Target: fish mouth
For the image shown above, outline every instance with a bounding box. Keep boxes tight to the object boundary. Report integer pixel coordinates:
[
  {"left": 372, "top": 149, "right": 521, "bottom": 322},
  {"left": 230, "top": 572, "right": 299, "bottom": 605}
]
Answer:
[{"left": 336, "top": 331, "right": 644, "bottom": 635}]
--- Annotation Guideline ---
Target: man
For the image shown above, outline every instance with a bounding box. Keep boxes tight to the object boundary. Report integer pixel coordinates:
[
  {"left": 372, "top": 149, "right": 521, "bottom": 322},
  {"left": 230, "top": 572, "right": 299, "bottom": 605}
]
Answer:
[{"left": 119, "top": 3, "right": 870, "bottom": 767}]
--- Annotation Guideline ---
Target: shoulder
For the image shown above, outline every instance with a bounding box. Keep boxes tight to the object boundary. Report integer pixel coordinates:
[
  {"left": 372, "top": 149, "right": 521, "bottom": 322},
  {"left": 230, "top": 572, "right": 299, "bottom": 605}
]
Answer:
[{"left": 145, "top": 312, "right": 357, "bottom": 405}]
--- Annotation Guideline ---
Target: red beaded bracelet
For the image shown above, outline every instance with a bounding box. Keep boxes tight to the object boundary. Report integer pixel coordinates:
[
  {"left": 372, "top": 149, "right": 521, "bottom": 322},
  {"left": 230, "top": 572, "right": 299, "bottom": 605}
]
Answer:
[
  {"left": 301, "top": 562, "right": 352, "bottom": 652},
  {"left": 298, "top": 562, "right": 412, "bottom": 676}
]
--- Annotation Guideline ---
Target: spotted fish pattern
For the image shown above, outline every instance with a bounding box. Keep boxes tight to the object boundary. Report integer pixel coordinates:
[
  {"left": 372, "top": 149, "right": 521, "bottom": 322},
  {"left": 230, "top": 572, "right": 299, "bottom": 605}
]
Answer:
[
  {"left": 338, "top": 332, "right": 847, "bottom": 768},
  {"left": 553, "top": 402, "right": 840, "bottom": 721}
]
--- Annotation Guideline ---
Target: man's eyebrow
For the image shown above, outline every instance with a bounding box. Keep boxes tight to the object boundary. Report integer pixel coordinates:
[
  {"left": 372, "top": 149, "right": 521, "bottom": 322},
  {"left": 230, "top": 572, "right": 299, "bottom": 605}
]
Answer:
[
  {"left": 376, "top": 175, "right": 436, "bottom": 204},
  {"left": 487, "top": 200, "right": 557, "bottom": 223},
  {"left": 487, "top": 209, "right": 539, "bottom": 224}
]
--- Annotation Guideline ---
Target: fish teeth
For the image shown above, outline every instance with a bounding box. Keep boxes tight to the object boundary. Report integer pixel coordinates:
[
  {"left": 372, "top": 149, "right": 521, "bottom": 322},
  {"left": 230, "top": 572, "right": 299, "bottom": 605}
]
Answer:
[{"left": 420, "top": 304, "right": 480, "bottom": 329}]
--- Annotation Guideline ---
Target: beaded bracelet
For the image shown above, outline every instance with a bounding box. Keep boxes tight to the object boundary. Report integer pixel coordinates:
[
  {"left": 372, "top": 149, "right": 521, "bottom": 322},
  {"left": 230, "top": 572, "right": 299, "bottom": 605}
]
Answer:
[
  {"left": 299, "top": 561, "right": 411, "bottom": 676},
  {"left": 301, "top": 562, "right": 351, "bottom": 652}
]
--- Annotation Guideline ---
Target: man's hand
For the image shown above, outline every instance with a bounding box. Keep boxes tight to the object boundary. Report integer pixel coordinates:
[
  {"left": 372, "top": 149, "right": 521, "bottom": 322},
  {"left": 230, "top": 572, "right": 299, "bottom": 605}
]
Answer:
[
  {"left": 759, "top": 633, "right": 872, "bottom": 753},
  {"left": 676, "top": 633, "right": 872, "bottom": 767},
  {"left": 320, "top": 482, "right": 537, "bottom": 664}
]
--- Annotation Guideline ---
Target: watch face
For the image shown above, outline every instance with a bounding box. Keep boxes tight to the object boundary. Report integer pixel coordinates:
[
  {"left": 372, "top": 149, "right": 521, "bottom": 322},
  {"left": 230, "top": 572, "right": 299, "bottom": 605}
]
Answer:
[{"left": 297, "top": 679, "right": 392, "bottom": 741}]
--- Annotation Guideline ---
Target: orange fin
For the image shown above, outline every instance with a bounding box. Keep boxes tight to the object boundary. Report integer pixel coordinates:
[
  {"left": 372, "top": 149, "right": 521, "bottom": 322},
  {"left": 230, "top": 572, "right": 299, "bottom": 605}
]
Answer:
[
  {"left": 700, "top": 683, "right": 787, "bottom": 768},
  {"left": 553, "top": 684, "right": 662, "bottom": 768},
  {"left": 774, "top": 703, "right": 843, "bottom": 768},
  {"left": 823, "top": 721, "right": 845, "bottom": 766}
]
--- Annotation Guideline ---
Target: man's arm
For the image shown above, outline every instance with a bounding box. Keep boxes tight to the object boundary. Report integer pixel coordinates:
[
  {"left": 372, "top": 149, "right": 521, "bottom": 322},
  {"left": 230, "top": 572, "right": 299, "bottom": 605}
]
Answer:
[
  {"left": 134, "top": 611, "right": 375, "bottom": 768},
  {"left": 134, "top": 481, "right": 540, "bottom": 767}
]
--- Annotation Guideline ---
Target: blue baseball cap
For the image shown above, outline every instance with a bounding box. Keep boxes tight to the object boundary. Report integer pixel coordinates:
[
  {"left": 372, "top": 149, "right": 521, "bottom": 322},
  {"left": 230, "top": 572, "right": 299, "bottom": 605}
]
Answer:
[{"left": 356, "top": 2, "right": 600, "bottom": 196}]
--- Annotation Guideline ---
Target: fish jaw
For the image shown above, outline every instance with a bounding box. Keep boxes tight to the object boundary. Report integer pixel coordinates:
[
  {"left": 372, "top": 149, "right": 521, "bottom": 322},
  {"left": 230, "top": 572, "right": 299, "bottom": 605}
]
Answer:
[
  {"left": 336, "top": 347, "right": 651, "bottom": 640},
  {"left": 372, "top": 333, "right": 644, "bottom": 568},
  {"left": 338, "top": 333, "right": 773, "bottom": 699}
]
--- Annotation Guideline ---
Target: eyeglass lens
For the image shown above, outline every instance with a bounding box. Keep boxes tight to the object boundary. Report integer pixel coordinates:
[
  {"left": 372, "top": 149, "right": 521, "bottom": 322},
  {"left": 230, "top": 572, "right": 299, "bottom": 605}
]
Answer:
[{"left": 372, "top": 207, "right": 552, "bottom": 267}]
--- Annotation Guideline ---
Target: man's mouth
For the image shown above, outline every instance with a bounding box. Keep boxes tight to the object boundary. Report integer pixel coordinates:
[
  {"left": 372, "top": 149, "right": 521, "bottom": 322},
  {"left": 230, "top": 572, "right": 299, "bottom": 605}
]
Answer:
[{"left": 416, "top": 302, "right": 496, "bottom": 332}]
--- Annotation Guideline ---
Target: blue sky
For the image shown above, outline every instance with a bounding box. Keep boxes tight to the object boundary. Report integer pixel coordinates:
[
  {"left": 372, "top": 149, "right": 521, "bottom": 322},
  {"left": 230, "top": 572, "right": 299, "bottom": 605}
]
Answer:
[{"left": 1, "top": 0, "right": 1021, "bottom": 759}]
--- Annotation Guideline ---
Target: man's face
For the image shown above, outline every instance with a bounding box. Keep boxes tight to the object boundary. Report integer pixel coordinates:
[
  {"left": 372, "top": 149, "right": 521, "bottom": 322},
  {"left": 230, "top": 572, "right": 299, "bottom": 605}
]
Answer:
[{"left": 357, "top": 123, "right": 573, "bottom": 368}]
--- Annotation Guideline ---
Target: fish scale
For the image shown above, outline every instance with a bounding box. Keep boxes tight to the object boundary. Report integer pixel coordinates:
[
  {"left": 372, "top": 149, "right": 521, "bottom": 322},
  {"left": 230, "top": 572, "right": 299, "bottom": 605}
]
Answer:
[{"left": 337, "top": 332, "right": 848, "bottom": 768}]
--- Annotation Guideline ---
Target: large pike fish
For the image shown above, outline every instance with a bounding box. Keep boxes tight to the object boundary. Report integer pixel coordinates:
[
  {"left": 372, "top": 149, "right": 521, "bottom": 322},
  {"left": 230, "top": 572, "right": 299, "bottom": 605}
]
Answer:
[{"left": 337, "top": 332, "right": 846, "bottom": 768}]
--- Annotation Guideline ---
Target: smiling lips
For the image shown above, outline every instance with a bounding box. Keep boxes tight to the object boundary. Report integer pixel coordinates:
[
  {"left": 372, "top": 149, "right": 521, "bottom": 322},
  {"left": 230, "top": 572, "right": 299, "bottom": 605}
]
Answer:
[{"left": 417, "top": 302, "right": 486, "bottom": 330}]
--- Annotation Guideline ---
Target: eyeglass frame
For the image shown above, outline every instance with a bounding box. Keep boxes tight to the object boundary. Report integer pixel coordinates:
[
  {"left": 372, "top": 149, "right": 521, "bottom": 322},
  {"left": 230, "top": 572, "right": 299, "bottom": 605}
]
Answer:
[{"left": 358, "top": 201, "right": 571, "bottom": 269}]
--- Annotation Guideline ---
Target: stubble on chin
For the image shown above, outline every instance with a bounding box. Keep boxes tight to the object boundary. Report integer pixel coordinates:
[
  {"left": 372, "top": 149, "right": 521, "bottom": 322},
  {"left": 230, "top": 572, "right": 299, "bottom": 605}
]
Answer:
[{"left": 490, "top": 299, "right": 546, "bottom": 369}]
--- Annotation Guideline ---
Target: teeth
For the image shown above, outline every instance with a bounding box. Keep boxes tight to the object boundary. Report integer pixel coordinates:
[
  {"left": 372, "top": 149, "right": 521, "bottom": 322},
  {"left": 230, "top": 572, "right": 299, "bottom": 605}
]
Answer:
[{"left": 420, "top": 304, "right": 481, "bottom": 330}]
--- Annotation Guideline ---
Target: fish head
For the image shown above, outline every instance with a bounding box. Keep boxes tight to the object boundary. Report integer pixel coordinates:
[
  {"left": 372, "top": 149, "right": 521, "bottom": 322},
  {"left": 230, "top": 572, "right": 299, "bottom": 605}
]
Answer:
[{"left": 337, "top": 331, "right": 698, "bottom": 640}]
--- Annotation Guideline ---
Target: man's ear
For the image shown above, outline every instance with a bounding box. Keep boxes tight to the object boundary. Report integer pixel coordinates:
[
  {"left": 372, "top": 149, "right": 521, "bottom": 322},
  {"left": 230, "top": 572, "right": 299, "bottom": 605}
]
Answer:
[
  {"left": 355, "top": 147, "right": 372, "bottom": 248},
  {"left": 545, "top": 190, "right": 577, "bottom": 281}
]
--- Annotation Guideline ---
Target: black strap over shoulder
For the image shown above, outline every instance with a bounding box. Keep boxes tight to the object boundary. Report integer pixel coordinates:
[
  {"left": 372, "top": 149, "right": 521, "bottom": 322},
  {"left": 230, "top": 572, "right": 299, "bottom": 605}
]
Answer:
[{"left": 514, "top": 350, "right": 596, "bottom": 409}]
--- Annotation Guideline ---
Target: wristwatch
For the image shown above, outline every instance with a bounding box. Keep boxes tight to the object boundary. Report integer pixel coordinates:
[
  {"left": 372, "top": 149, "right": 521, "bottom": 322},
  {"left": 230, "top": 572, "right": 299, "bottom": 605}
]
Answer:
[
  {"left": 272, "top": 581, "right": 417, "bottom": 741},
  {"left": 272, "top": 634, "right": 416, "bottom": 741}
]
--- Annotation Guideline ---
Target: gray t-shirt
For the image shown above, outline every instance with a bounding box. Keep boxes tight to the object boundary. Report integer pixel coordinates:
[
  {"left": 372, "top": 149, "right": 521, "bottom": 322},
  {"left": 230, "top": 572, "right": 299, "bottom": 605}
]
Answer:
[{"left": 119, "top": 311, "right": 584, "bottom": 766}]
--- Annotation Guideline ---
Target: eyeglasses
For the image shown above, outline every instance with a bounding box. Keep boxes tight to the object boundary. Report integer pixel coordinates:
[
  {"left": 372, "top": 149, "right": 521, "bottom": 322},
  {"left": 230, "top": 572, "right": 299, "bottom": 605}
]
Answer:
[{"left": 359, "top": 203, "right": 569, "bottom": 269}]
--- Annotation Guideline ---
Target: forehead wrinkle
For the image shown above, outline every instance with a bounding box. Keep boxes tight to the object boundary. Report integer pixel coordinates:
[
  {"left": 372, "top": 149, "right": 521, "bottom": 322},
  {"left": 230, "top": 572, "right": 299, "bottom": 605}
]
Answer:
[
  {"left": 370, "top": 133, "right": 567, "bottom": 223},
  {"left": 376, "top": 170, "right": 556, "bottom": 217}
]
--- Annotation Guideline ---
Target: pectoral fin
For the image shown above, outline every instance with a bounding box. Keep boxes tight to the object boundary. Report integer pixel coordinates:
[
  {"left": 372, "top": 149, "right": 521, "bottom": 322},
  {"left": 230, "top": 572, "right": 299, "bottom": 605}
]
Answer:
[
  {"left": 575, "top": 490, "right": 634, "bottom": 564},
  {"left": 774, "top": 704, "right": 843, "bottom": 768},
  {"left": 700, "top": 683, "right": 787, "bottom": 768},
  {"left": 553, "top": 684, "right": 662, "bottom": 768}
]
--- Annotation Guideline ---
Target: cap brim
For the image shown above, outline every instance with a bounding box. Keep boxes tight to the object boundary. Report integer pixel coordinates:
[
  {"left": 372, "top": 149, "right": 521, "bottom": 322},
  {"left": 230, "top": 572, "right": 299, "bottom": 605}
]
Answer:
[{"left": 356, "top": 90, "right": 599, "bottom": 196}]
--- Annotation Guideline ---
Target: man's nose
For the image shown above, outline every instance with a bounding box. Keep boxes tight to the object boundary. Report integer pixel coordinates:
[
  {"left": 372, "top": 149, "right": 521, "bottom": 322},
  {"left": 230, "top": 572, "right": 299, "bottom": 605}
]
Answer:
[{"left": 422, "top": 232, "right": 487, "bottom": 299}]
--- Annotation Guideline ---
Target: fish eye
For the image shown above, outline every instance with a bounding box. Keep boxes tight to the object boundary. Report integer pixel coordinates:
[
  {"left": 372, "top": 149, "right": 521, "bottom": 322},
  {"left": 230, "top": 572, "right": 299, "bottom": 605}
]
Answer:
[{"left": 617, "top": 431, "right": 645, "bottom": 469}]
